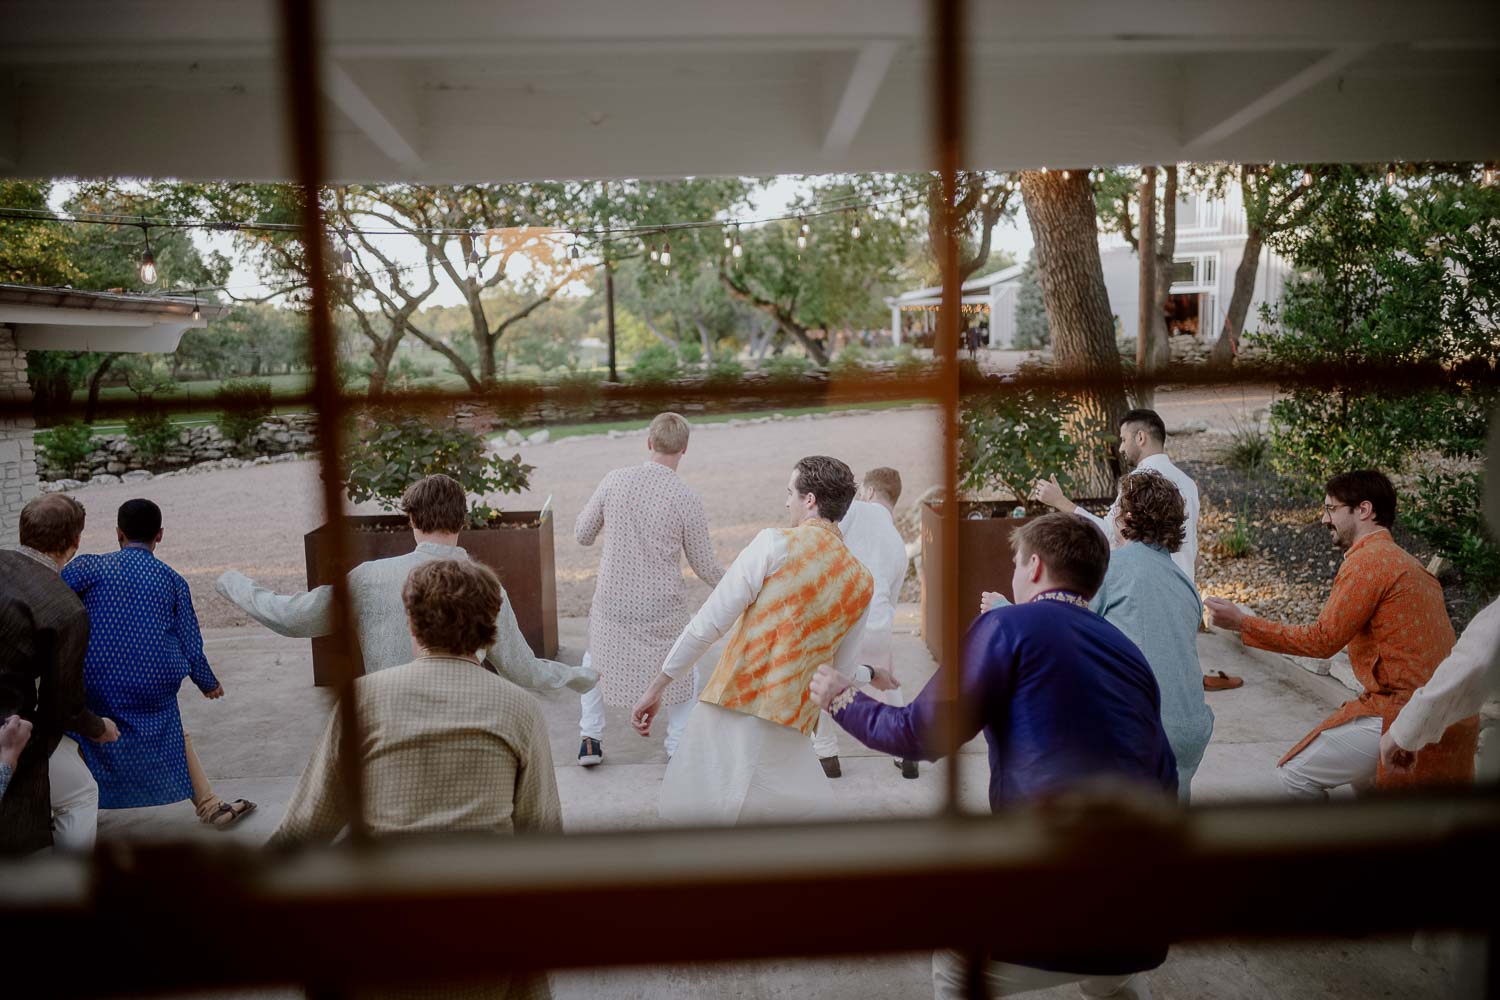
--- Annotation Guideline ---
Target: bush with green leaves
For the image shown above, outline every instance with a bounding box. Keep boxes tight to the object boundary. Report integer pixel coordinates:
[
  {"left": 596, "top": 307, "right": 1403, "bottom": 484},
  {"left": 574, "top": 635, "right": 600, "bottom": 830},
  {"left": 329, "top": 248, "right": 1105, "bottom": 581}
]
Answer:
[
  {"left": 36, "top": 421, "right": 97, "bottom": 476},
  {"left": 1216, "top": 506, "right": 1253, "bottom": 559},
  {"left": 828, "top": 343, "right": 870, "bottom": 377},
  {"left": 959, "top": 384, "right": 1082, "bottom": 503},
  {"left": 706, "top": 356, "right": 746, "bottom": 383},
  {"left": 343, "top": 414, "right": 535, "bottom": 528},
  {"left": 1012, "top": 254, "right": 1050, "bottom": 350},
  {"left": 761, "top": 354, "right": 815, "bottom": 381},
  {"left": 214, "top": 378, "right": 274, "bottom": 447},
  {"left": 1259, "top": 165, "right": 1500, "bottom": 583},
  {"left": 124, "top": 409, "right": 178, "bottom": 464},
  {"left": 677, "top": 340, "right": 704, "bottom": 366},
  {"left": 628, "top": 342, "right": 681, "bottom": 383}
]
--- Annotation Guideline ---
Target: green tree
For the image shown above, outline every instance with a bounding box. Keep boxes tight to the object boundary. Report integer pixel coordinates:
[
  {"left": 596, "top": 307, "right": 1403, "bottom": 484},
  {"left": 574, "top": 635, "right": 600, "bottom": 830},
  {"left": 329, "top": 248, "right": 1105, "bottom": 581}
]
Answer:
[
  {"left": 1012, "top": 253, "right": 1050, "bottom": 349},
  {"left": 1260, "top": 164, "right": 1500, "bottom": 585}
]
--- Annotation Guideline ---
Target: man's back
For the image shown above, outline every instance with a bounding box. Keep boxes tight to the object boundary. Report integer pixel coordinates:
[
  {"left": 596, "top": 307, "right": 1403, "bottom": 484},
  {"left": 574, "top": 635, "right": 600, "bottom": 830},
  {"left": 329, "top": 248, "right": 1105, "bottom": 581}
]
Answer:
[
  {"left": 838, "top": 500, "right": 907, "bottom": 636},
  {"left": 966, "top": 599, "right": 1177, "bottom": 808},
  {"left": 63, "top": 548, "right": 203, "bottom": 681}
]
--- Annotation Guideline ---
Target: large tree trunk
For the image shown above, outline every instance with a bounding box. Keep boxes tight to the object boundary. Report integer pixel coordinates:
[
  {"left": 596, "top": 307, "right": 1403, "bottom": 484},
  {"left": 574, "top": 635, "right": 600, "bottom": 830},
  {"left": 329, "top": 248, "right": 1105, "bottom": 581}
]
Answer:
[
  {"left": 1136, "top": 167, "right": 1158, "bottom": 406},
  {"left": 1211, "top": 227, "right": 1263, "bottom": 367},
  {"left": 718, "top": 271, "right": 830, "bottom": 364},
  {"left": 365, "top": 338, "right": 398, "bottom": 398},
  {"left": 1149, "top": 164, "right": 1178, "bottom": 372},
  {"left": 694, "top": 319, "right": 715, "bottom": 362},
  {"left": 84, "top": 354, "right": 120, "bottom": 424},
  {"left": 1020, "top": 169, "right": 1128, "bottom": 495}
]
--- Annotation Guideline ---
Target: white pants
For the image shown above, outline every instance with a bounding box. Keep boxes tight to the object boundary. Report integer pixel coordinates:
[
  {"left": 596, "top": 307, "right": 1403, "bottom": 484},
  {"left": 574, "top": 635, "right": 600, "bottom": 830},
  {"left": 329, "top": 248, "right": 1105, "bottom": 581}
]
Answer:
[
  {"left": 933, "top": 950, "right": 1152, "bottom": 999},
  {"left": 1278, "top": 716, "right": 1382, "bottom": 800},
  {"left": 812, "top": 686, "right": 906, "bottom": 759},
  {"left": 579, "top": 652, "right": 698, "bottom": 757},
  {"left": 49, "top": 735, "right": 99, "bottom": 853}
]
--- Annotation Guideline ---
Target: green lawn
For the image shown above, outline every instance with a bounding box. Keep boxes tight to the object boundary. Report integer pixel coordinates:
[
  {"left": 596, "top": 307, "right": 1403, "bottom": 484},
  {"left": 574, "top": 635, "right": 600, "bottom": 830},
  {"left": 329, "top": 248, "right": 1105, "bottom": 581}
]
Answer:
[{"left": 494, "top": 399, "right": 921, "bottom": 443}]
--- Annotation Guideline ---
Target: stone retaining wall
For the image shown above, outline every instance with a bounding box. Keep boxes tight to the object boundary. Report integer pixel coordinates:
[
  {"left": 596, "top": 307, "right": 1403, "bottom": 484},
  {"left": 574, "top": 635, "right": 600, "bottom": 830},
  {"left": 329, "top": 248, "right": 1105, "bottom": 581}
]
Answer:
[
  {"left": 38, "top": 412, "right": 318, "bottom": 487},
  {"left": 0, "top": 326, "right": 38, "bottom": 545}
]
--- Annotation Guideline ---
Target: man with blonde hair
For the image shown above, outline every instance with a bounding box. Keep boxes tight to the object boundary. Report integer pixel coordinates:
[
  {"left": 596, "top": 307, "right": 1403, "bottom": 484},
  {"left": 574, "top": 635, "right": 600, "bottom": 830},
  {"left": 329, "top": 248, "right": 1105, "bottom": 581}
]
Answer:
[
  {"left": 219, "top": 473, "right": 593, "bottom": 693},
  {"left": 575, "top": 412, "right": 724, "bottom": 765}
]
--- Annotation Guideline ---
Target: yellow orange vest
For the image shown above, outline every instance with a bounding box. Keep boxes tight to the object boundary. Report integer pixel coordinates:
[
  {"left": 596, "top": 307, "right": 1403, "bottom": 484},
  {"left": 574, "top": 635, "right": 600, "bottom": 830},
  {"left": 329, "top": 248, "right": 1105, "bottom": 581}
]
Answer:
[{"left": 699, "top": 518, "right": 874, "bottom": 734}]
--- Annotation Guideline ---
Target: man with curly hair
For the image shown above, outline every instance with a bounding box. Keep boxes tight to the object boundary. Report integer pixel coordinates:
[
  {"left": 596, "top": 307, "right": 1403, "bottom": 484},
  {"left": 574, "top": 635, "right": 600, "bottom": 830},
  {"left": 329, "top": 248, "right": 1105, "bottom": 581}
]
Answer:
[{"left": 1090, "top": 470, "right": 1214, "bottom": 800}]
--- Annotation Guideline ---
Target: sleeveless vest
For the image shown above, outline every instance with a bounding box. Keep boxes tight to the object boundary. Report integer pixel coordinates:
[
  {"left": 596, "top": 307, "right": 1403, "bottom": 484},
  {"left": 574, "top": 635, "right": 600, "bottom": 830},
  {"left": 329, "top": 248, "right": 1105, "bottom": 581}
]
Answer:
[{"left": 699, "top": 518, "right": 874, "bottom": 735}]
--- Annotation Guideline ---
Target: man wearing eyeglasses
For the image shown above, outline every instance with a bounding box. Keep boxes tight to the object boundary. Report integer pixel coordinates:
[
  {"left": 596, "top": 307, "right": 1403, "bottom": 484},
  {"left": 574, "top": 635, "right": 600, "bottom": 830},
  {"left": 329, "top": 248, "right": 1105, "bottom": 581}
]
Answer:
[{"left": 1205, "top": 470, "right": 1476, "bottom": 798}]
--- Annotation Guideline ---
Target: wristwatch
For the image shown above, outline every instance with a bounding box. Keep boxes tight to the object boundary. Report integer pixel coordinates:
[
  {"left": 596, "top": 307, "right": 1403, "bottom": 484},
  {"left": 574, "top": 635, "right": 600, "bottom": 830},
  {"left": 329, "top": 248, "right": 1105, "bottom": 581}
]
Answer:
[{"left": 854, "top": 664, "right": 874, "bottom": 686}]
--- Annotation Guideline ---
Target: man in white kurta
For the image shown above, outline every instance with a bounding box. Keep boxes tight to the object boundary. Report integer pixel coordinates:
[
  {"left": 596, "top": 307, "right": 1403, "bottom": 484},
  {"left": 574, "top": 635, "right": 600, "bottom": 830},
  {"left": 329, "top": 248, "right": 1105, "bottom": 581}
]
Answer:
[
  {"left": 574, "top": 413, "right": 724, "bottom": 765},
  {"left": 632, "top": 457, "right": 872, "bottom": 826},
  {"left": 1035, "top": 407, "right": 1199, "bottom": 583},
  {"left": 812, "top": 468, "right": 912, "bottom": 777}
]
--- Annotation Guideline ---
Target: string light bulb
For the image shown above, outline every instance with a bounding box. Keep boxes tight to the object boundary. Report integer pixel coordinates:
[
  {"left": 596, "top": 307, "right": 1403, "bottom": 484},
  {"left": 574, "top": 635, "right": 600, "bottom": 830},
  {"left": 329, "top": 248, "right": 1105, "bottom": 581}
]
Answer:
[
  {"left": 797, "top": 231, "right": 808, "bottom": 249},
  {"left": 1385, "top": 164, "right": 1396, "bottom": 188},
  {"left": 1302, "top": 167, "right": 1313, "bottom": 188},
  {"left": 138, "top": 226, "right": 157, "bottom": 285},
  {"left": 192, "top": 294, "right": 201, "bottom": 322},
  {"left": 340, "top": 246, "right": 355, "bottom": 279},
  {"left": 979, "top": 191, "right": 989, "bottom": 206},
  {"left": 850, "top": 210, "right": 861, "bottom": 239},
  {"left": 800, "top": 216, "right": 810, "bottom": 236},
  {"left": 569, "top": 242, "right": 580, "bottom": 260},
  {"left": 1061, "top": 169, "right": 1070, "bottom": 180},
  {"left": 724, "top": 228, "right": 733, "bottom": 250},
  {"left": 660, "top": 240, "right": 672, "bottom": 267},
  {"left": 649, "top": 244, "right": 660, "bottom": 262},
  {"left": 1483, "top": 163, "right": 1496, "bottom": 187},
  {"left": 732, "top": 223, "right": 743, "bottom": 258}
]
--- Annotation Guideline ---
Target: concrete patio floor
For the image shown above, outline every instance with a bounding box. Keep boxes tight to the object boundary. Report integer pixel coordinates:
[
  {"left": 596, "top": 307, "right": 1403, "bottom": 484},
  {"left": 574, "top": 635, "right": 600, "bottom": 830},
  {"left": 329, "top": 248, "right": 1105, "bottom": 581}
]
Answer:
[{"left": 96, "top": 606, "right": 1457, "bottom": 999}]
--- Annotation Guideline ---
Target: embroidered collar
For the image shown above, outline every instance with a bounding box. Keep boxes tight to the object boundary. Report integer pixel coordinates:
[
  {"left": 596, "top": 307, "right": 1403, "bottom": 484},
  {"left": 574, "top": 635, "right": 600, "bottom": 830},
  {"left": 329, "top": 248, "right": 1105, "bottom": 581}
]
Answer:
[
  {"left": 16, "top": 545, "right": 60, "bottom": 573},
  {"left": 1029, "top": 589, "right": 1090, "bottom": 609}
]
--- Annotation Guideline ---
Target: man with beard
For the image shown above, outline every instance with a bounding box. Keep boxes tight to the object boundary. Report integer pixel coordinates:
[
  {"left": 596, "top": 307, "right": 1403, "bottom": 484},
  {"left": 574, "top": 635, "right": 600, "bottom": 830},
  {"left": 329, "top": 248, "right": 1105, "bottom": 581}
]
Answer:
[{"left": 1206, "top": 470, "right": 1475, "bottom": 797}]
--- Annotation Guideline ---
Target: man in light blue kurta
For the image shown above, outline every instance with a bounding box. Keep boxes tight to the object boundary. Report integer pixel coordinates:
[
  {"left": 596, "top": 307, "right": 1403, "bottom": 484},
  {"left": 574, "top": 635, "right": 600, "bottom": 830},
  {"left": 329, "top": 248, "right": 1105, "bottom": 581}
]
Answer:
[{"left": 1089, "top": 471, "right": 1214, "bottom": 801}]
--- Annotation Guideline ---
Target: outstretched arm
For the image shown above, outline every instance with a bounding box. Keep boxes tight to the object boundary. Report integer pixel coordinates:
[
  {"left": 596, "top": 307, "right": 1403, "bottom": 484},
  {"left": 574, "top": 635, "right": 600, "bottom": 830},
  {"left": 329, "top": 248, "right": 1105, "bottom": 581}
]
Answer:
[
  {"left": 681, "top": 493, "right": 725, "bottom": 589},
  {"left": 574, "top": 478, "right": 607, "bottom": 546},
  {"left": 1240, "top": 558, "right": 1383, "bottom": 660},
  {"left": 216, "top": 571, "right": 336, "bottom": 639},
  {"left": 173, "top": 575, "right": 220, "bottom": 694},
  {"left": 488, "top": 587, "right": 597, "bottom": 693}
]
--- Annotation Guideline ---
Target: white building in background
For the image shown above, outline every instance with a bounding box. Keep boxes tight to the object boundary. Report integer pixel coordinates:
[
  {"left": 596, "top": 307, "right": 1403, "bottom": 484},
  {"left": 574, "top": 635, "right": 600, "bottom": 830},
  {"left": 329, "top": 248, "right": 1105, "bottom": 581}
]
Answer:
[{"left": 888, "top": 184, "right": 1295, "bottom": 350}]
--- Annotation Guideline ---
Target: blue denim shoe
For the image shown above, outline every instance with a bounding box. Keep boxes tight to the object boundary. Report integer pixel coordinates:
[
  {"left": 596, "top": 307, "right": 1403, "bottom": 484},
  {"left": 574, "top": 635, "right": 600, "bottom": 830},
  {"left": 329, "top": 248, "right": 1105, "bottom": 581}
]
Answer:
[{"left": 578, "top": 736, "right": 603, "bottom": 766}]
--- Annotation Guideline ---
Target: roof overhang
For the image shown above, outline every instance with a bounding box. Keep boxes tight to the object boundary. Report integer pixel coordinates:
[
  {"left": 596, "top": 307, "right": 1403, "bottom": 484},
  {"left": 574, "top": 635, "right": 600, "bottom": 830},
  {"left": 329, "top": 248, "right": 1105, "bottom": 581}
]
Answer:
[
  {"left": 0, "top": 285, "right": 227, "bottom": 353},
  {"left": 2, "top": 2, "right": 1497, "bottom": 183}
]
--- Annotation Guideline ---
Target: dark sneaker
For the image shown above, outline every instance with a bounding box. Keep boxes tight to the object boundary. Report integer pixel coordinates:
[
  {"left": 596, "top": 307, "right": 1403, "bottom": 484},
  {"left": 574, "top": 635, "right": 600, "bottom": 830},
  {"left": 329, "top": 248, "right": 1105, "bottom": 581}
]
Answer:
[
  {"left": 897, "top": 758, "right": 919, "bottom": 779},
  {"left": 578, "top": 737, "right": 602, "bottom": 766},
  {"left": 819, "top": 755, "right": 842, "bottom": 779}
]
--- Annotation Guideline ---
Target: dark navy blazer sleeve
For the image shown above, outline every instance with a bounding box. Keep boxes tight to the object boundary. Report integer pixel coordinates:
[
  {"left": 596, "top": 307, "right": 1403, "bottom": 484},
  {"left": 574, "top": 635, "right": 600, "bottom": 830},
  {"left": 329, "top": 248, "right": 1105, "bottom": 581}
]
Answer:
[{"left": 832, "top": 610, "right": 1006, "bottom": 762}]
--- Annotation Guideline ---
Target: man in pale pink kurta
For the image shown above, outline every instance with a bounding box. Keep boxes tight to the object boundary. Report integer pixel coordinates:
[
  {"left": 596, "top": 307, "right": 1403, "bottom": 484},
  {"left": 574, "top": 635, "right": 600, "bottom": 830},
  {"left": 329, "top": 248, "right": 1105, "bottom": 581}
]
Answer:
[{"left": 574, "top": 413, "right": 723, "bottom": 764}]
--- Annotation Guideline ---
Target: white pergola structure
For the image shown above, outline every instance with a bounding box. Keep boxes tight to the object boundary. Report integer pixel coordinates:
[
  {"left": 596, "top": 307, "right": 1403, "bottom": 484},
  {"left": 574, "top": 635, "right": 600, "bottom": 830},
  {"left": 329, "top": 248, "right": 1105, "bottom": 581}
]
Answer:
[
  {"left": 888, "top": 264, "right": 1022, "bottom": 348},
  {"left": 3, "top": 1, "right": 1496, "bottom": 183},
  {"left": 0, "top": 286, "right": 220, "bottom": 543}
]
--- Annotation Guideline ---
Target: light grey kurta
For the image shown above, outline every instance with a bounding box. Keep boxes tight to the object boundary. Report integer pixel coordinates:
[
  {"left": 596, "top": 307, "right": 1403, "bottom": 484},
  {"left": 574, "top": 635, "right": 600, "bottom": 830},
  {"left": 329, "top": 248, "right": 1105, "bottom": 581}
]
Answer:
[
  {"left": 216, "top": 541, "right": 594, "bottom": 692},
  {"left": 575, "top": 461, "right": 724, "bottom": 708}
]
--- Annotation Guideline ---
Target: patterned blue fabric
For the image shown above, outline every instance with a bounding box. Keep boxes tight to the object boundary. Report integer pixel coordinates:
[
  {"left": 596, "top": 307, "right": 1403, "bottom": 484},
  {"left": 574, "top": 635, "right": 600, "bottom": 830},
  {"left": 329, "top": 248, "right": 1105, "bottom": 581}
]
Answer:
[{"left": 62, "top": 545, "right": 219, "bottom": 808}]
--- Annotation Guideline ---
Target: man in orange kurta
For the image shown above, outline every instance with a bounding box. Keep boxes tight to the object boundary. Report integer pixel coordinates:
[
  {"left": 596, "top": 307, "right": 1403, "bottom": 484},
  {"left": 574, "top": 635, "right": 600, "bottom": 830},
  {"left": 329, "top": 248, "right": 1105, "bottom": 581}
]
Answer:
[{"left": 1206, "top": 470, "right": 1477, "bottom": 797}]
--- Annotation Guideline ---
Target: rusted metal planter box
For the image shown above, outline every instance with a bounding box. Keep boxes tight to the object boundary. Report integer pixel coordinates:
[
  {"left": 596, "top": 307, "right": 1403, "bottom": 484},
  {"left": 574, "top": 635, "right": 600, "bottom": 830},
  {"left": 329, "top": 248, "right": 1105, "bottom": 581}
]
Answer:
[
  {"left": 920, "top": 500, "right": 1109, "bottom": 664},
  {"left": 303, "top": 511, "right": 558, "bottom": 686}
]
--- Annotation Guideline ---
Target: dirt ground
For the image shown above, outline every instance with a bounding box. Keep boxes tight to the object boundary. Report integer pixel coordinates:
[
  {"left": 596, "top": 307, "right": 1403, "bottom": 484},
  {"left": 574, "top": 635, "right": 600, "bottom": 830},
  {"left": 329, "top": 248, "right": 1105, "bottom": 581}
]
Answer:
[{"left": 64, "top": 384, "right": 1272, "bottom": 628}]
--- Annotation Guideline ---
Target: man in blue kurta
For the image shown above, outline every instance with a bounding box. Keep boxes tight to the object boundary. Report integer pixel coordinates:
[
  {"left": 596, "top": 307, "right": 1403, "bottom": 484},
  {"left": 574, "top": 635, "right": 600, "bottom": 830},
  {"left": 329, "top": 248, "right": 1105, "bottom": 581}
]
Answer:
[
  {"left": 812, "top": 513, "right": 1176, "bottom": 1000},
  {"left": 63, "top": 499, "right": 254, "bottom": 829}
]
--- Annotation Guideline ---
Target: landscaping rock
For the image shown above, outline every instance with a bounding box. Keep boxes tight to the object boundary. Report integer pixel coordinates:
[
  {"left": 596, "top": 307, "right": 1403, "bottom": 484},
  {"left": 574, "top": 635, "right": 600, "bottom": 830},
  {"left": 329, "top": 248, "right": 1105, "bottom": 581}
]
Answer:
[
  {"left": 36, "top": 412, "right": 321, "bottom": 483},
  {"left": 505, "top": 429, "right": 525, "bottom": 446},
  {"left": 527, "top": 429, "right": 551, "bottom": 445},
  {"left": 88, "top": 473, "right": 122, "bottom": 486},
  {"left": 121, "top": 470, "right": 154, "bottom": 484}
]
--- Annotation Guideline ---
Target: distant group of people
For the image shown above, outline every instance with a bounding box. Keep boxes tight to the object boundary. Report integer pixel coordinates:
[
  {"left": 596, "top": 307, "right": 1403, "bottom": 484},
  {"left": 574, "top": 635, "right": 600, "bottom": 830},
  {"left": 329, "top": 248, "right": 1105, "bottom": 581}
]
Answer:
[{"left": 1, "top": 405, "right": 1493, "bottom": 1000}]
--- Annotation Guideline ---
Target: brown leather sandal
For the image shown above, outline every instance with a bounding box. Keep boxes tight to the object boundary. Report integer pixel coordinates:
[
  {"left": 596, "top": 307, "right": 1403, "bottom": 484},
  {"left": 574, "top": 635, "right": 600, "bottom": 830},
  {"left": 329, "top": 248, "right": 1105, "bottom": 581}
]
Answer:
[
  {"left": 203, "top": 798, "right": 257, "bottom": 830},
  {"left": 1203, "top": 671, "right": 1244, "bottom": 691}
]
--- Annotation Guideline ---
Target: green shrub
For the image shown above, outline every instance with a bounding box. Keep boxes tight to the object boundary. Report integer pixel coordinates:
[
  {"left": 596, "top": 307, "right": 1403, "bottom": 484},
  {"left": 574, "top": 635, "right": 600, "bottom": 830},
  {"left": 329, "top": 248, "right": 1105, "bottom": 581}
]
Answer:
[
  {"left": 36, "top": 422, "right": 97, "bottom": 475},
  {"left": 706, "top": 356, "right": 746, "bottom": 383},
  {"left": 829, "top": 343, "right": 870, "bottom": 376},
  {"left": 628, "top": 343, "right": 681, "bottom": 383},
  {"left": 1218, "top": 422, "right": 1269, "bottom": 474},
  {"left": 876, "top": 343, "right": 927, "bottom": 377},
  {"left": 214, "top": 378, "right": 274, "bottom": 447},
  {"left": 959, "top": 384, "right": 1081, "bottom": 502},
  {"left": 1404, "top": 470, "right": 1500, "bottom": 589},
  {"left": 761, "top": 354, "right": 815, "bottom": 381},
  {"left": 677, "top": 340, "right": 704, "bottom": 366},
  {"left": 1217, "top": 507, "right": 1253, "bottom": 559},
  {"left": 343, "top": 414, "right": 534, "bottom": 528},
  {"left": 124, "top": 409, "right": 178, "bottom": 464}
]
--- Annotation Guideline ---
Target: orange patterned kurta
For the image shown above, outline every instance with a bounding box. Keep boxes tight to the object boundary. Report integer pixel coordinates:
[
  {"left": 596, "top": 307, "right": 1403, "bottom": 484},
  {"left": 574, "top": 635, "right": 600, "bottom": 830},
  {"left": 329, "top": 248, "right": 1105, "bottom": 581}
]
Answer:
[
  {"left": 698, "top": 518, "right": 874, "bottom": 736},
  {"left": 1241, "top": 529, "right": 1476, "bottom": 789}
]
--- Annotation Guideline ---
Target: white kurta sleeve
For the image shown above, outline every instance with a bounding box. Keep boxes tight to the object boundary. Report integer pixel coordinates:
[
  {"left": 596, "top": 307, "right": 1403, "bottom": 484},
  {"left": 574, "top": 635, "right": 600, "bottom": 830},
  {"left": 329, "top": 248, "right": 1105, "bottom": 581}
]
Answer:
[
  {"left": 1073, "top": 505, "right": 1118, "bottom": 547},
  {"left": 575, "top": 474, "right": 608, "bottom": 546},
  {"left": 659, "top": 529, "right": 786, "bottom": 679},
  {"left": 215, "top": 570, "right": 336, "bottom": 638},
  {"left": 680, "top": 491, "right": 725, "bottom": 589},
  {"left": 1389, "top": 596, "right": 1500, "bottom": 751},
  {"left": 488, "top": 586, "right": 595, "bottom": 692}
]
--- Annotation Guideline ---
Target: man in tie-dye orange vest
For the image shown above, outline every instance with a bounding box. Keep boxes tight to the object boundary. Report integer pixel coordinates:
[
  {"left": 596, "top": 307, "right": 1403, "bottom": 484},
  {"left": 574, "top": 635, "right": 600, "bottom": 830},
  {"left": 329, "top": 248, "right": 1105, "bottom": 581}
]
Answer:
[{"left": 633, "top": 456, "right": 874, "bottom": 825}]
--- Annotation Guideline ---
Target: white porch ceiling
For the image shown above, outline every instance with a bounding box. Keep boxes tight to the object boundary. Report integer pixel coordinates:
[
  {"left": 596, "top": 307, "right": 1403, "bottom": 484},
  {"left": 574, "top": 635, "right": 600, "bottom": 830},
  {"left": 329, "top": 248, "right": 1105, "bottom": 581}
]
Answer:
[{"left": 2, "top": 1, "right": 1497, "bottom": 183}]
